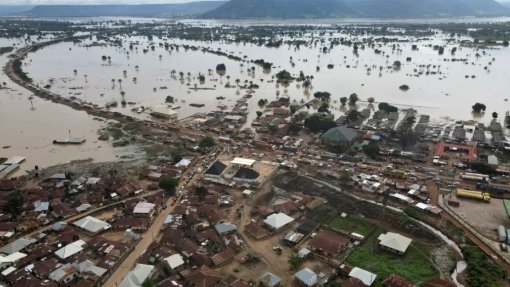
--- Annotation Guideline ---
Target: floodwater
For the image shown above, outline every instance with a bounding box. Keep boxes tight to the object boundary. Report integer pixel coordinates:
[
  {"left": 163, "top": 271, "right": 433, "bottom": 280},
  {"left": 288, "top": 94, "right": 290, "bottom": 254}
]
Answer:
[
  {"left": 0, "top": 38, "right": 136, "bottom": 176},
  {"left": 22, "top": 32, "right": 510, "bottom": 128}
]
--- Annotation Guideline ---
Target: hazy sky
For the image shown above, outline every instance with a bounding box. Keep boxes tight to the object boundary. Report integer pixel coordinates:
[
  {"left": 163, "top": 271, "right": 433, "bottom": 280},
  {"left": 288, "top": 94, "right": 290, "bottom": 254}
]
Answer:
[{"left": 0, "top": 0, "right": 213, "bottom": 4}]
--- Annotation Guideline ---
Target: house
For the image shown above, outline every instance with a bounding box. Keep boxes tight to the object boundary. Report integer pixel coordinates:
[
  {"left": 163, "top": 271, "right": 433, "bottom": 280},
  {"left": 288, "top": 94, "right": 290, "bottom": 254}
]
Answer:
[
  {"left": 164, "top": 254, "right": 185, "bottom": 270},
  {"left": 377, "top": 232, "right": 412, "bottom": 255},
  {"left": 48, "top": 263, "right": 77, "bottom": 285},
  {"left": 349, "top": 267, "right": 377, "bottom": 286},
  {"left": 382, "top": 274, "right": 416, "bottom": 287},
  {"left": 119, "top": 264, "right": 154, "bottom": 287},
  {"left": 184, "top": 265, "right": 223, "bottom": 287},
  {"left": 112, "top": 217, "right": 150, "bottom": 231},
  {"left": 214, "top": 222, "right": 237, "bottom": 236},
  {"left": 73, "top": 260, "right": 108, "bottom": 277},
  {"left": 294, "top": 268, "right": 318, "bottom": 287},
  {"left": 259, "top": 272, "right": 281, "bottom": 287},
  {"left": 54, "top": 239, "right": 86, "bottom": 260},
  {"left": 73, "top": 216, "right": 111, "bottom": 234},
  {"left": 309, "top": 232, "right": 349, "bottom": 257},
  {"left": 231, "top": 158, "right": 256, "bottom": 167},
  {"left": 0, "top": 237, "right": 36, "bottom": 255},
  {"left": 263, "top": 213, "right": 294, "bottom": 231},
  {"left": 244, "top": 222, "right": 268, "bottom": 239},
  {"left": 320, "top": 126, "right": 358, "bottom": 147},
  {"left": 133, "top": 202, "right": 156, "bottom": 218}
]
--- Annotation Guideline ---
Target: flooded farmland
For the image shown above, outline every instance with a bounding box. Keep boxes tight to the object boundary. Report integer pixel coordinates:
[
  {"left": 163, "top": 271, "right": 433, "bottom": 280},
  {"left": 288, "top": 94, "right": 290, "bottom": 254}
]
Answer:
[{"left": 22, "top": 29, "right": 510, "bottom": 124}]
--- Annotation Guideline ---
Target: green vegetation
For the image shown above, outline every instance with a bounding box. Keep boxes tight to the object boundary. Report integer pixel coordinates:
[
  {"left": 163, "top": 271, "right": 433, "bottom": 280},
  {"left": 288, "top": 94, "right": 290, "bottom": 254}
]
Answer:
[
  {"left": 362, "top": 142, "right": 380, "bottom": 158},
  {"left": 12, "top": 59, "right": 32, "bottom": 82},
  {"left": 347, "top": 228, "right": 438, "bottom": 286},
  {"left": 275, "top": 70, "right": 293, "bottom": 83},
  {"left": 288, "top": 255, "right": 304, "bottom": 269},
  {"left": 0, "top": 47, "right": 13, "bottom": 56},
  {"left": 348, "top": 93, "right": 359, "bottom": 105},
  {"left": 304, "top": 114, "right": 336, "bottom": 133},
  {"left": 198, "top": 135, "right": 216, "bottom": 148},
  {"left": 462, "top": 243, "right": 506, "bottom": 287},
  {"left": 313, "top": 91, "right": 331, "bottom": 101},
  {"left": 159, "top": 176, "right": 179, "bottom": 193},
  {"left": 2, "top": 192, "right": 23, "bottom": 218},
  {"left": 195, "top": 186, "right": 208, "bottom": 199},
  {"left": 306, "top": 204, "right": 337, "bottom": 222},
  {"left": 328, "top": 215, "right": 375, "bottom": 236},
  {"left": 378, "top": 102, "right": 398, "bottom": 113},
  {"left": 472, "top": 102, "right": 486, "bottom": 113}
]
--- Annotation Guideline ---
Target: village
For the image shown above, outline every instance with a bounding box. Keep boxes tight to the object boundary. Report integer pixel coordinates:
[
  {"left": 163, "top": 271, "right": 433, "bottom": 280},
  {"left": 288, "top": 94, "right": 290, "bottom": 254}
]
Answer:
[
  {"left": 0, "top": 91, "right": 510, "bottom": 287},
  {"left": 1, "top": 18, "right": 510, "bottom": 287}
]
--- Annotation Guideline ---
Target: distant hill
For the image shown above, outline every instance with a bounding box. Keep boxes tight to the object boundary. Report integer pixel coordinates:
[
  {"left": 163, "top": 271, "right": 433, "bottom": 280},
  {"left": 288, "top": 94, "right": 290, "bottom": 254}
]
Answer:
[
  {"left": 0, "top": 5, "right": 34, "bottom": 16},
  {"left": 203, "top": 0, "right": 510, "bottom": 19},
  {"left": 17, "top": 2, "right": 225, "bottom": 18},
  {"left": 501, "top": 1, "right": 510, "bottom": 8}
]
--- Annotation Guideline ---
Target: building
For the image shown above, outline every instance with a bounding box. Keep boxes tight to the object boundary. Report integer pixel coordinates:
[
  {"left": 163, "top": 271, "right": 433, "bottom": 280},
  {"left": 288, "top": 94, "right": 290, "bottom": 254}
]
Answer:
[
  {"left": 231, "top": 158, "right": 256, "bottom": 167},
  {"left": 320, "top": 126, "right": 358, "bottom": 147},
  {"left": 214, "top": 222, "right": 237, "bottom": 236},
  {"left": 55, "top": 240, "right": 86, "bottom": 260},
  {"left": 349, "top": 267, "right": 377, "bottom": 286},
  {"left": 259, "top": 272, "right": 281, "bottom": 287},
  {"left": 263, "top": 213, "right": 294, "bottom": 231},
  {"left": 233, "top": 167, "right": 260, "bottom": 184},
  {"left": 72, "top": 216, "right": 111, "bottom": 235},
  {"left": 434, "top": 142, "right": 477, "bottom": 162},
  {"left": 377, "top": 232, "right": 412, "bottom": 255},
  {"left": 133, "top": 202, "right": 156, "bottom": 218},
  {"left": 48, "top": 263, "right": 77, "bottom": 285},
  {"left": 165, "top": 254, "right": 185, "bottom": 270},
  {"left": 294, "top": 268, "right": 318, "bottom": 287},
  {"left": 119, "top": 264, "right": 155, "bottom": 287},
  {"left": 309, "top": 232, "right": 349, "bottom": 257},
  {"left": 204, "top": 161, "right": 227, "bottom": 180}
]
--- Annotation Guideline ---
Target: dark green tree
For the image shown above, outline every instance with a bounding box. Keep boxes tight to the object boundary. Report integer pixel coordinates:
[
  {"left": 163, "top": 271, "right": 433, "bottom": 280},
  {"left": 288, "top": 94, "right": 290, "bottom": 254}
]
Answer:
[
  {"left": 199, "top": 135, "right": 216, "bottom": 148},
  {"left": 159, "top": 177, "right": 179, "bottom": 193}
]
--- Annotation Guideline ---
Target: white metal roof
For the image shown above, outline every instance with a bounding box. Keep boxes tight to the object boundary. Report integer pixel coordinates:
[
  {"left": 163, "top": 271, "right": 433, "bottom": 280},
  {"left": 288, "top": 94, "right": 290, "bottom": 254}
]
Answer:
[
  {"left": 377, "top": 232, "right": 412, "bottom": 254},
  {"left": 55, "top": 239, "right": 86, "bottom": 259},
  {"left": 349, "top": 267, "right": 377, "bottom": 286},
  {"left": 133, "top": 202, "right": 156, "bottom": 214},
  {"left": 263, "top": 213, "right": 294, "bottom": 229},
  {"left": 165, "top": 254, "right": 185, "bottom": 269},
  {"left": 73, "top": 216, "right": 111, "bottom": 233},
  {"left": 119, "top": 264, "right": 154, "bottom": 287},
  {"left": 231, "top": 157, "right": 256, "bottom": 166}
]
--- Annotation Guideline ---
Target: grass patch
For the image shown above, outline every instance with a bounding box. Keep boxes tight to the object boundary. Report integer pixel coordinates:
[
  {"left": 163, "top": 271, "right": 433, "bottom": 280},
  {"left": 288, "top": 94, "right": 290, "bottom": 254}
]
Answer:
[
  {"left": 347, "top": 228, "right": 438, "bottom": 286},
  {"left": 328, "top": 215, "right": 375, "bottom": 236},
  {"left": 306, "top": 204, "right": 337, "bottom": 223},
  {"left": 462, "top": 243, "right": 506, "bottom": 287}
]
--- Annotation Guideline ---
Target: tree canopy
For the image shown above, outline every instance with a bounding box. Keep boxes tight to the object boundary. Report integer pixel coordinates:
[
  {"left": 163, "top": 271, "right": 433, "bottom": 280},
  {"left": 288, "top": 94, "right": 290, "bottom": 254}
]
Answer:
[
  {"left": 472, "top": 102, "right": 486, "bottom": 113},
  {"left": 159, "top": 176, "right": 179, "bottom": 193},
  {"left": 304, "top": 114, "right": 336, "bottom": 133},
  {"left": 199, "top": 135, "right": 216, "bottom": 148}
]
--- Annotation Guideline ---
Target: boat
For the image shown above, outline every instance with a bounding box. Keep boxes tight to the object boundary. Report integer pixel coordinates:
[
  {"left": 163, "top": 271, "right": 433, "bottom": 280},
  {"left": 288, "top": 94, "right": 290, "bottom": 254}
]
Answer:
[
  {"left": 216, "top": 96, "right": 225, "bottom": 100},
  {"left": 53, "top": 137, "right": 86, "bottom": 145},
  {"left": 190, "top": 103, "right": 205, "bottom": 108}
]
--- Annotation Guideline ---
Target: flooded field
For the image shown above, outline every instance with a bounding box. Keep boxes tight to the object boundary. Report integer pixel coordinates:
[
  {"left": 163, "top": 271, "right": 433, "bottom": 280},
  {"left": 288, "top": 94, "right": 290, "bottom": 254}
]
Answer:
[
  {"left": 0, "top": 40, "right": 137, "bottom": 176},
  {"left": 21, "top": 31, "right": 510, "bottom": 126}
]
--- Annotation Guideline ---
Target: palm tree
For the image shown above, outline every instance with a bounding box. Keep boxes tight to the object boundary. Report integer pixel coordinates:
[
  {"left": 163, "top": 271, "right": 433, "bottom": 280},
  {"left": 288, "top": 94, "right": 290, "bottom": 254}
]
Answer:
[
  {"left": 118, "top": 79, "right": 122, "bottom": 89},
  {"left": 28, "top": 96, "right": 34, "bottom": 110}
]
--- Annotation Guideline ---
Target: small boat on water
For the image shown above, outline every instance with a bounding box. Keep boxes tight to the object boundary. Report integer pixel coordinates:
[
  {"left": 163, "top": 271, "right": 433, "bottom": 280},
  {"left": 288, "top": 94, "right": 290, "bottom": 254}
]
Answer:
[
  {"left": 216, "top": 96, "right": 225, "bottom": 100},
  {"left": 190, "top": 103, "right": 205, "bottom": 108},
  {"left": 53, "top": 137, "right": 86, "bottom": 145}
]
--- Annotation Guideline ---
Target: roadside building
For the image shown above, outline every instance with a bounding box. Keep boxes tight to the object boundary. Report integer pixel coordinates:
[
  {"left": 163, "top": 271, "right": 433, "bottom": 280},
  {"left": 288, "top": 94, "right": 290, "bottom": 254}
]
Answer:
[
  {"left": 119, "top": 264, "right": 154, "bottom": 287},
  {"left": 382, "top": 274, "right": 416, "bottom": 287}
]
